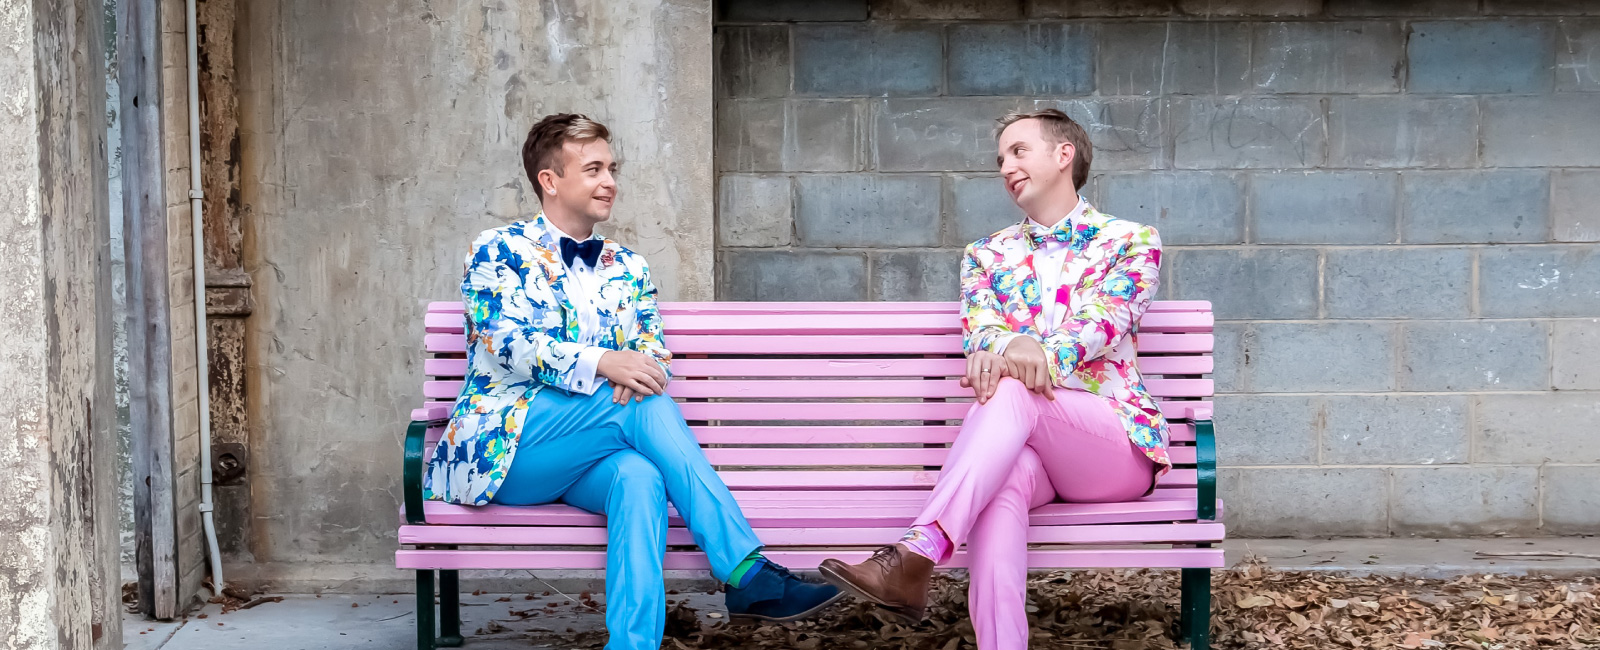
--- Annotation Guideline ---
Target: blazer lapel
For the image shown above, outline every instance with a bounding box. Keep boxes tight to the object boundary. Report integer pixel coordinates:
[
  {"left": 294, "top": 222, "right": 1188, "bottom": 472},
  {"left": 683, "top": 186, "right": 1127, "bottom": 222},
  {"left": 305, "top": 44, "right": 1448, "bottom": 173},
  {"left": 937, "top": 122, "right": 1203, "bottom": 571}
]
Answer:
[
  {"left": 593, "top": 243, "right": 633, "bottom": 347},
  {"left": 1005, "top": 231, "right": 1044, "bottom": 334},
  {"left": 528, "top": 214, "right": 581, "bottom": 341}
]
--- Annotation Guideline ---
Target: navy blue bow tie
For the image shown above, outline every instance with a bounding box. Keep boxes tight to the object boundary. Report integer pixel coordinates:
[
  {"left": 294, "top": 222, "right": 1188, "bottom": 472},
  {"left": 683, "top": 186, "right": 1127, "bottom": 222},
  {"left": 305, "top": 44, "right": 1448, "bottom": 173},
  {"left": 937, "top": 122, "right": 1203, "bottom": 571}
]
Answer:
[{"left": 559, "top": 237, "right": 603, "bottom": 268}]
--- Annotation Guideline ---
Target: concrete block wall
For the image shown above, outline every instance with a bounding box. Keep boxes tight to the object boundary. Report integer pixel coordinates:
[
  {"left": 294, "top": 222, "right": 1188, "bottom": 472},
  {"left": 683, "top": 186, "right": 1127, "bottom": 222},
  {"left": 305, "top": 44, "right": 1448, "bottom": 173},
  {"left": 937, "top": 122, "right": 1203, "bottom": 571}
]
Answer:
[{"left": 714, "top": 0, "right": 1600, "bottom": 537}]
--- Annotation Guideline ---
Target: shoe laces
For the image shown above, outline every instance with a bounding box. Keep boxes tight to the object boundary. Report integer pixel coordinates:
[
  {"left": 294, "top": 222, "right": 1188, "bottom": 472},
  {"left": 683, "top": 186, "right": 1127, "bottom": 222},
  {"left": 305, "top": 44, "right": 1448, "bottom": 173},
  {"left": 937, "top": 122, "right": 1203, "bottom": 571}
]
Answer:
[
  {"left": 764, "top": 562, "right": 808, "bottom": 585},
  {"left": 868, "top": 544, "right": 904, "bottom": 570}
]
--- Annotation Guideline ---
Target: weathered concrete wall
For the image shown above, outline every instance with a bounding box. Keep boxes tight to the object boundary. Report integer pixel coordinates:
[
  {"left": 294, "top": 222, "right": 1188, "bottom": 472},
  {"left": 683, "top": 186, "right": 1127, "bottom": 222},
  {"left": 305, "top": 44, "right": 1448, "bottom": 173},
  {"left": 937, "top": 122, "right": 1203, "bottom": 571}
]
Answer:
[
  {"left": 716, "top": 0, "right": 1600, "bottom": 536},
  {"left": 0, "top": 0, "right": 121, "bottom": 646},
  {"left": 229, "top": 0, "right": 713, "bottom": 585}
]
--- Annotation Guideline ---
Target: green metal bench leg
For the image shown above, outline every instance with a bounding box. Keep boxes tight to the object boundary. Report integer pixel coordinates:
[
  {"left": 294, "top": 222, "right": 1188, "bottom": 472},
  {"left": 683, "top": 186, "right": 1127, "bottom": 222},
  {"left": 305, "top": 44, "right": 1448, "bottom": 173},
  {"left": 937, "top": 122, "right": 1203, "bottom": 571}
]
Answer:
[
  {"left": 437, "top": 570, "right": 463, "bottom": 647},
  {"left": 416, "top": 570, "right": 436, "bottom": 650},
  {"left": 1180, "top": 568, "right": 1211, "bottom": 650}
]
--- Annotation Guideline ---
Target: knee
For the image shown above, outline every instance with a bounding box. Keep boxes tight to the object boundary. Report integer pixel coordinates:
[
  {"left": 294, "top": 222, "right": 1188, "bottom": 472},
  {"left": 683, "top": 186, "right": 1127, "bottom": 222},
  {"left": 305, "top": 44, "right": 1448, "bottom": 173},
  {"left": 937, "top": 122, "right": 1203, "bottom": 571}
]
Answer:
[
  {"left": 992, "top": 377, "right": 1030, "bottom": 400},
  {"left": 1015, "top": 447, "right": 1044, "bottom": 480},
  {"left": 608, "top": 454, "right": 668, "bottom": 508},
  {"left": 630, "top": 393, "right": 685, "bottom": 422},
  {"left": 971, "top": 378, "right": 1032, "bottom": 413}
]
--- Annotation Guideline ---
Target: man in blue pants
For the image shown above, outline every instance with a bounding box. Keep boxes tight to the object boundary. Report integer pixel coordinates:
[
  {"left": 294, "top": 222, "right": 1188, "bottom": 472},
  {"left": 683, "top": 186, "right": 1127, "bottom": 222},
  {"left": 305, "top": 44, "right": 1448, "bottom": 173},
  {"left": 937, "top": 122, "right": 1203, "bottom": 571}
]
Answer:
[{"left": 422, "top": 114, "right": 840, "bottom": 650}]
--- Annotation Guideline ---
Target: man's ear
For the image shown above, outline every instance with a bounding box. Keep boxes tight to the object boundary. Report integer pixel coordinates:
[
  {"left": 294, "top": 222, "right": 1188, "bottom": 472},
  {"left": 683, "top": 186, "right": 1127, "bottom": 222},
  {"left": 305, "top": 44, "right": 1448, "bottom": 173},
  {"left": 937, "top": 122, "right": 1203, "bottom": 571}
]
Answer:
[
  {"left": 537, "top": 168, "right": 559, "bottom": 199},
  {"left": 1055, "top": 141, "right": 1076, "bottom": 174}
]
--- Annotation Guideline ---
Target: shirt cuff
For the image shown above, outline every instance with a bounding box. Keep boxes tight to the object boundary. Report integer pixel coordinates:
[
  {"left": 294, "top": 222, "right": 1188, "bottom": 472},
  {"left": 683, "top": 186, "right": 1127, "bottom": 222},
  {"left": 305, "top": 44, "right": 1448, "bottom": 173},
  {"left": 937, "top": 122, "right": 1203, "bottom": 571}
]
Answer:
[
  {"left": 571, "top": 347, "right": 609, "bottom": 395},
  {"left": 991, "top": 332, "right": 1028, "bottom": 355}
]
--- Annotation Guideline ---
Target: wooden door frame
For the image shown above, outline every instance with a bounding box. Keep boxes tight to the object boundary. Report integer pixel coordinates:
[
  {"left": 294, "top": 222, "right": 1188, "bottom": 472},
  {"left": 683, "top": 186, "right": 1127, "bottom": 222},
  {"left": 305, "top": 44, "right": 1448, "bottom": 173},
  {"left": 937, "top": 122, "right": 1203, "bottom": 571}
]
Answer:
[{"left": 118, "top": 0, "right": 180, "bottom": 619}]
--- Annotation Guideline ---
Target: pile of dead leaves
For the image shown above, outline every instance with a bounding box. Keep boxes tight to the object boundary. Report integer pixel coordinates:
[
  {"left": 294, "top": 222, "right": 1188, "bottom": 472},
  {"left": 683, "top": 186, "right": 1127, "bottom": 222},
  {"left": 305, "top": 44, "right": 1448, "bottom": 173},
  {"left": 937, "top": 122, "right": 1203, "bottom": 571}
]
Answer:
[
  {"left": 520, "top": 559, "right": 1598, "bottom": 649},
  {"left": 1213, "top": 560, "right": 1597, "bottom": 649}
]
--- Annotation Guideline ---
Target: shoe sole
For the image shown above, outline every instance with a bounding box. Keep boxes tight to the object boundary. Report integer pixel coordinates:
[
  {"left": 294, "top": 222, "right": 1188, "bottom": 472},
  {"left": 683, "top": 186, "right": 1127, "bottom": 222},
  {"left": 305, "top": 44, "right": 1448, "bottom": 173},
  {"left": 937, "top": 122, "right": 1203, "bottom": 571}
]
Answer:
[
  {"left": 726, "top": 589, "right": 848, "bottom": 624},
  {"left": 816, "top": 563, "right": 925, "bottom": 625}
]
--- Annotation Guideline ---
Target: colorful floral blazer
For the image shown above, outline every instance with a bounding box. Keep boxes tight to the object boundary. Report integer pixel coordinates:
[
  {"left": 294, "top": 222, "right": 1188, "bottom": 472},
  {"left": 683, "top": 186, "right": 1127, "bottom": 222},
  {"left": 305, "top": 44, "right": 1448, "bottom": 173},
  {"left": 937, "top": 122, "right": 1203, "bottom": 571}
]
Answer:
[
  {"left": 962, "top": 203, "right": 1172, "bottom": 477},
  {"left": 423, "top": 214, "right": 670, "bottom": 505}
]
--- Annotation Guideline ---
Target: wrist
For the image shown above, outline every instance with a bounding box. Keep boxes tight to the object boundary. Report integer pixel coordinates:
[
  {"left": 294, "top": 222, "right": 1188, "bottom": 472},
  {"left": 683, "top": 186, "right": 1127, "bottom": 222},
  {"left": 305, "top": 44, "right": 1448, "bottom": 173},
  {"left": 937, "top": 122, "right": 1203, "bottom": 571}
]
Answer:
[{"left": 594, "top": 349, "right": 618, "bottom": 373}]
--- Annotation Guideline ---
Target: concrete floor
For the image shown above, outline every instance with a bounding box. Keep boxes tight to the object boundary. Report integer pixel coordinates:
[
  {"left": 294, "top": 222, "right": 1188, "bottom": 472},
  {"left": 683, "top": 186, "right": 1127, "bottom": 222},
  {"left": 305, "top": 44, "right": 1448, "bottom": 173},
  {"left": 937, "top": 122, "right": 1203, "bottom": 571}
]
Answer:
[
  {"left": 122, "top": 589, "right": 729, "bottom": 650},
  {"left": 126, "top": 537, "right": 1600, "bottom": 650}
]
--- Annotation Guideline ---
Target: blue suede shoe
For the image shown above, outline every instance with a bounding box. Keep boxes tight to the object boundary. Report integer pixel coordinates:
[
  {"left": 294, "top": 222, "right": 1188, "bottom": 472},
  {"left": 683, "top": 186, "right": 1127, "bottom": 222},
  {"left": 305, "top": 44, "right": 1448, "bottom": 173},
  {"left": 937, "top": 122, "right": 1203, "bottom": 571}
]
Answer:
[{"left": 725, "top": 561, "right": 844, "bottom": 623}]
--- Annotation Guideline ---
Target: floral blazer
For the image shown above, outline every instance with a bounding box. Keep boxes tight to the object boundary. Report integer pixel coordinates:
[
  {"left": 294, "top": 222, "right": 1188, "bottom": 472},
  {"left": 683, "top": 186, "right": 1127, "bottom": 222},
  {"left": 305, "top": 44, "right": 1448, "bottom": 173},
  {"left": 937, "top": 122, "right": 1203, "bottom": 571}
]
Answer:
[
  {"left": 962, "top": 203, "right": 1172, "bottom": 477},
  {"left": 423, "top": 214, "right": 670, "bottom": 505}
]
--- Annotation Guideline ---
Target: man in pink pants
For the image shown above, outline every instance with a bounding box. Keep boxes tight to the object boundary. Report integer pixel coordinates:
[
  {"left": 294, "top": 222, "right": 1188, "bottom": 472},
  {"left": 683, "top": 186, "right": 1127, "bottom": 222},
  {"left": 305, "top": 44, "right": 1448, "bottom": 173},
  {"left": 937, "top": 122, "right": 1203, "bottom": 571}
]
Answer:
[{"left": 819, "top": 109, "right": 1173, "bottom": 650}]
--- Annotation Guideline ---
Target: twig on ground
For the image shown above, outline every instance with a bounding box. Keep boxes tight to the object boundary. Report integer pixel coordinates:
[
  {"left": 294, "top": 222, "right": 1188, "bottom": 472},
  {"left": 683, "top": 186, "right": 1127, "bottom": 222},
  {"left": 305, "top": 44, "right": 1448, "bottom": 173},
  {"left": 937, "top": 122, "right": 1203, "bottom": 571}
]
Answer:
[
  {"left": 238, "top": 596, "right": 283, "bottom": 610},
  {"left": 1475, "top": 550, "right": 1600, "bottom": 561},
  {"left": 522, "top": 570, "right": 603, "bottom": 613}
]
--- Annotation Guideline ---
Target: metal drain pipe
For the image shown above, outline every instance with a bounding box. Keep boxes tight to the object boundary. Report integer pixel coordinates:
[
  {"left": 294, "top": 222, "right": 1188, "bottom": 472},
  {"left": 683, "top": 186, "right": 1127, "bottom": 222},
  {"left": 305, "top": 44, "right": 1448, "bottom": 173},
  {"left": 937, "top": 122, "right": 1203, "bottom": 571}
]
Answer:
[{"left": 184, "top": 0, "right": 225, "bottom": 593}]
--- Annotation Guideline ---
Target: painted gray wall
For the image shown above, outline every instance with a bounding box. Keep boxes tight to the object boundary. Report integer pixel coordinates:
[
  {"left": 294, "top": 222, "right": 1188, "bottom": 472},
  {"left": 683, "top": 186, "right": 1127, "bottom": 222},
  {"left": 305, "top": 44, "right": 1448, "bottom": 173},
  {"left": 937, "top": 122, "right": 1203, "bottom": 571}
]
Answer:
[{"left": 229, "top": 0, "right": 715, "bottom": 586}]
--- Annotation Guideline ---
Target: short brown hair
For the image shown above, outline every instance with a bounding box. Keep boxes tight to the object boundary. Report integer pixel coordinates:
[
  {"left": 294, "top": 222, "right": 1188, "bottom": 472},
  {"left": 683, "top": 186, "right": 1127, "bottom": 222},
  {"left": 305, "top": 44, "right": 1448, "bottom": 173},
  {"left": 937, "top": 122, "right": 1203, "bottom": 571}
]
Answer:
[
  {"left": 522, "top": 113, "right": 611, "bottom": 202},
  {"left": 996, "top": 109, "right": 1093, "bottom": 191}
]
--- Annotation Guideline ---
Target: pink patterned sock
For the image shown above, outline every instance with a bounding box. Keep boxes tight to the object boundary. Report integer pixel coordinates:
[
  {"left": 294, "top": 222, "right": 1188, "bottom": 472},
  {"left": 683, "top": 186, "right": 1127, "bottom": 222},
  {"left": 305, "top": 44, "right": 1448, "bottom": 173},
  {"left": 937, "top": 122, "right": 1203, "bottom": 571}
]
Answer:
[{"left": 898, "top": 524, "right": 951, "bottom": 563}]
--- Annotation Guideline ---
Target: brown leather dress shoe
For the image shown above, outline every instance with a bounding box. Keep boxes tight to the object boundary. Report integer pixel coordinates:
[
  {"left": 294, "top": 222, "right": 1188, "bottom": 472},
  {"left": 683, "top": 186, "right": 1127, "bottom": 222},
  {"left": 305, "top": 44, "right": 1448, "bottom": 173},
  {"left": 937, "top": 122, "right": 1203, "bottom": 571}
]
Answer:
[{"left": 818, "top": 543, "right": 936, "bottom": 624}]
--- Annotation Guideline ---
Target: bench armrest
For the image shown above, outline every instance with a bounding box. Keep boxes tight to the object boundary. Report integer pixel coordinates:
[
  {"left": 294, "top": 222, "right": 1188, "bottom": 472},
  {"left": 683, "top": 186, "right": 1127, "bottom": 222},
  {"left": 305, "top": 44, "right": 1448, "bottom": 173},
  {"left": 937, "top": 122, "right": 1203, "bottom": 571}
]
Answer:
[
  {"left": 403, "top": 417, "right": 449, "bottom": 525},
  {"left": 1194, "top": 418, "right": 1217, "bottom": 521}
]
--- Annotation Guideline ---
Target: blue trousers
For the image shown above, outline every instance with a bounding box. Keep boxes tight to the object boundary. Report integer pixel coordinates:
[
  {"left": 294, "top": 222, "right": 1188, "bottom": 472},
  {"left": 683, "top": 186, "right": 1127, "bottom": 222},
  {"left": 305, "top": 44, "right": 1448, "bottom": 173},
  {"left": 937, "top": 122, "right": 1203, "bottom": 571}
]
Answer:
[{"left": 491, "top": 388, "right": 763, "bottom": 650}]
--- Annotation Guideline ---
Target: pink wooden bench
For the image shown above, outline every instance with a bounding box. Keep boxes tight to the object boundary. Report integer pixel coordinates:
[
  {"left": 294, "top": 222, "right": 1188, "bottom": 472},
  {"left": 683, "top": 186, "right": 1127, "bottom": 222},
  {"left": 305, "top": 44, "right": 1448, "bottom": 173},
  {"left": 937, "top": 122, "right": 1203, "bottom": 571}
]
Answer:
[{"left": 399, "top": 301, "right": 1222, "bottom": 650}]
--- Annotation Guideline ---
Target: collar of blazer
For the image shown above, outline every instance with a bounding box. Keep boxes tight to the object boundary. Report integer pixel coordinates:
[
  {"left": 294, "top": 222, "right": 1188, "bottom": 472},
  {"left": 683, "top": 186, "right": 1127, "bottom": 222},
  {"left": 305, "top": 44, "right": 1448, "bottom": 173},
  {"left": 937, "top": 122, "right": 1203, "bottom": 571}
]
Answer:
[
  {"left": 986, "top": 204, "right": 1119, "bottom": 337},
  {"left": 521, "top": 213, "right": 630, "bottom": 337}
]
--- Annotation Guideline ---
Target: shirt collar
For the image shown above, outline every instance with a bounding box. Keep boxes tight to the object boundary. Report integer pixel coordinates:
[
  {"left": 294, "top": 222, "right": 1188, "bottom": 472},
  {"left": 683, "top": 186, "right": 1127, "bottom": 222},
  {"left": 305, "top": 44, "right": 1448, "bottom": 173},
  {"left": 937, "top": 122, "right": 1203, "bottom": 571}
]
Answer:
[
  {"left": 1027, "top": 197, "right": 1087, "bottom": 232},
  {"left": 539, "top": 212, "right": 600, "bottom": 243}
]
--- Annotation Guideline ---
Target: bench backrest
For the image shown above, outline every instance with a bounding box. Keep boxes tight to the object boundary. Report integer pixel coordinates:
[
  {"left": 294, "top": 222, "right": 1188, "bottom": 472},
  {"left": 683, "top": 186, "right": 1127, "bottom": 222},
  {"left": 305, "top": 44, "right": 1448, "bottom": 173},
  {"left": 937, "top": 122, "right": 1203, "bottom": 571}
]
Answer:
[{"left": 416, "top": 301, "right": 1214, "bottom": 496}]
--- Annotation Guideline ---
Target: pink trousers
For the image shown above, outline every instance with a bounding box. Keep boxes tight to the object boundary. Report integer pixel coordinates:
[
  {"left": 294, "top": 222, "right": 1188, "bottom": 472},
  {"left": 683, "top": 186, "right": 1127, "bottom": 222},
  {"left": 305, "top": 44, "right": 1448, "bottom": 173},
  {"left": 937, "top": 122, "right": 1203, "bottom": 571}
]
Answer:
[{"left": 913, "top": 378, "right": 1156, "bottom": 650}]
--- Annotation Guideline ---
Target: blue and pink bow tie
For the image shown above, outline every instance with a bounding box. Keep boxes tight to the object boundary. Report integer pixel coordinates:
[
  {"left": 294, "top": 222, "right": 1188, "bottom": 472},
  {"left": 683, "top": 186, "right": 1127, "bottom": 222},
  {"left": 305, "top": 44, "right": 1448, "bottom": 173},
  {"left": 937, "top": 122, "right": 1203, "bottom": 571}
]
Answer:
[{"left": 1025, "top": 221, "right": 1098, "bottom": 249}]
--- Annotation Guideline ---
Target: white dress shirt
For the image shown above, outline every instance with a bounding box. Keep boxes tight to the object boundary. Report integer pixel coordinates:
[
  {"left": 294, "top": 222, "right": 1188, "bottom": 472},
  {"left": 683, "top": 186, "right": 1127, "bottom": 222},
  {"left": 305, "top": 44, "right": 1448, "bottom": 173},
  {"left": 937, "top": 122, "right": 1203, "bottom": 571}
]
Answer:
[
  {"left": 546, "top": 223, "right": 610, "bottom": 395},
  {"left": 995, "top": 197, "right": 1088, "bottom": 354}
]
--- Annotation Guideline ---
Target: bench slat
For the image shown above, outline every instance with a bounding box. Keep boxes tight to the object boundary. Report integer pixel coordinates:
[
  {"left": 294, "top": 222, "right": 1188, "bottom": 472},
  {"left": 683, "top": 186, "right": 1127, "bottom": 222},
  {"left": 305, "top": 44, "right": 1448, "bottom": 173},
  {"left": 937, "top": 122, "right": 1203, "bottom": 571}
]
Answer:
[
  {"left": 422, "top": 333, "right": 1214, "bottom": 355},
  {"left": 687, "top": 424, "right": 1198, "bottom": 444},
  {"left": 422, "top": 430, "right": 1202, "bottom": 466},
  {"left": 421, "top": 378, "right": 1215, "bottom": 400},
  {"left": 416, "top": 399, "right": 1215, "bottom": 422},
  {"left": 397, "top": 547, "right": 1226, "bottom": 571},
  {"left": 421, "top": 430, "right": 1201, "bottom": 468},
  {"left": 667, "top": 312, "right": 1218, "bottom": 334},
  {"left": 418, "top": 427, "right": 1205, "bottom": 449},
  {"left": 724, "top": 486, "right": 1199, "bottom": 502},
  {"left": 662, "top": 301, "right": 1215, "bottom": 314},
  {"left": 699, "top": 446, "right": 1199, "bottom": 467},
  {"left": 426, "top": 300, "right": 1215, "bottom": 316},
  {"left": 715, "top": 469, "right": 1197, "bottom": 490},
  {"left": 412, "top": 495, "right": 1221, "bottom": 528},
  {"left": 425, "top": 311, "right": 1214, "bottom": 335},
  {"left": 399, "top": 522, "right": 1225, "bottom": 547},
  {"left": 672, "top": 401, "right": 1212, "bottom": 422},
  {"left": 422, "top": 356, "right": 1215, "bottom": 379},
  {"left": 672, "top": 424, "right": 1196, "bottom": 444}
]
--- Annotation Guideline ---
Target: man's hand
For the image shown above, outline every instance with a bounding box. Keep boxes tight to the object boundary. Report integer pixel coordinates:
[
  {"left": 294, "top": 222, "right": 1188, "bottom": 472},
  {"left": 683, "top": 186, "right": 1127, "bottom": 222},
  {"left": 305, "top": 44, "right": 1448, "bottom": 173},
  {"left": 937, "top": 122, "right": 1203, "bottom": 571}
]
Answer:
[
  {"left": 960, "top": 351, "right": 1009, "bottom": 404},
  {"left": 597, "top": 350, "right": 668, "bottom": 403},
  {"left": 1002, "top": 337, "right": 1055, "bottom": 400},
  {"left": 613, "top": 383, "right": 643, "bottom": 405}
]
